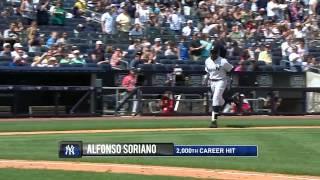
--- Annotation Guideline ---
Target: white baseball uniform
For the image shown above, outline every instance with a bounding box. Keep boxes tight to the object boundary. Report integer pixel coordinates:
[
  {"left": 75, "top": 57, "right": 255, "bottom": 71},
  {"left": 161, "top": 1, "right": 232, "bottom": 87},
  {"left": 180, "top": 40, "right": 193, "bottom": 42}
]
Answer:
[{"left": 205, "top": 56, "right": 233, "bottom": 107}]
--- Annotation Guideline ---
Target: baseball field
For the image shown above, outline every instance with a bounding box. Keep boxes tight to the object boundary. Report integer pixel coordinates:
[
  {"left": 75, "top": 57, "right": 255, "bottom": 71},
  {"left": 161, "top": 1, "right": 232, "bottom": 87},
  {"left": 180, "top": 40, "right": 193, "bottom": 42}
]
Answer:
[{"left": 0, "top": 116, "right": 320, "bottom": 180}]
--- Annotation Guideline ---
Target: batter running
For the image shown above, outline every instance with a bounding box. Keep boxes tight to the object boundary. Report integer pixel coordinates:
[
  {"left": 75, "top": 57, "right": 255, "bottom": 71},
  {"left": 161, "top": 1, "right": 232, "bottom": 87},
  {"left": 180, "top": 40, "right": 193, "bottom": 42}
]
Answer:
[{"left": 205, "top": 46, "right": 233, "bottom": 128}]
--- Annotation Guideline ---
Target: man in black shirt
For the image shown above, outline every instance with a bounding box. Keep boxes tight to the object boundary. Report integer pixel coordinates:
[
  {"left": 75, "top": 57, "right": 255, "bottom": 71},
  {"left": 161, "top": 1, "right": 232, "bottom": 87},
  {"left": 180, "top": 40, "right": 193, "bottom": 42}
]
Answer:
[
  {"left": 90, "top": 41, "right": 105, "bottom": 63},
  {"left": 189, "top": 33, "right": 205, "bottom": 61}
]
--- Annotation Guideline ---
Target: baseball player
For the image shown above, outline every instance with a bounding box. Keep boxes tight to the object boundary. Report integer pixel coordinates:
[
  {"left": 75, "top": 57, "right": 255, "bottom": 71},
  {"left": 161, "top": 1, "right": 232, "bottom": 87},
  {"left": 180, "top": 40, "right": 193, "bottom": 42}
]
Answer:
[{"left": 205, "top": 46, "right": 233, "bottom": 128}]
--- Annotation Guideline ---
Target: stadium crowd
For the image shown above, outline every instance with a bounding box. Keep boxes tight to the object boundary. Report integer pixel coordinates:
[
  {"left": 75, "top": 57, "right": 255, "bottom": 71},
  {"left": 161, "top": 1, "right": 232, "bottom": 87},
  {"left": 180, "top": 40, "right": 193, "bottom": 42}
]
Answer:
[{"left": 0, "top": 0, "right": 319, "bottom": 72}]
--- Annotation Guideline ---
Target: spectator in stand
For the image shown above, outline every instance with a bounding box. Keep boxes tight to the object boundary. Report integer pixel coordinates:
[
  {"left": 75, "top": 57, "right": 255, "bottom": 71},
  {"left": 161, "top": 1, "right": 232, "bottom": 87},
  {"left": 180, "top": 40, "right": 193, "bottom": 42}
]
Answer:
[
  {"left": 189, "top": 33, "right": 205, "bottom": 61},
  {"left": 303, "top": 56, "right": 318, "bottom": 71},
  {"left": 90, "top": 41, "right": 105, "bottom": 64},
  {"left": 15, "top": 21, "right": 25, "bottom": 33},
  {"left": 20, "top": 0, "right": 36, "bottom": 25},
  {"left": 151, "top": 38, "right": 163, "bottom": 55},
  {"left": 46, "top": 32, "right": 58, "bottom": 48},
  {"left": 101, "top": 6, "right": 115, "bottom": 35},
  {"left": 281, "top": 36, "right": 292, "bottom": 60},
  {"left": 182, "top": 20, "right": 199, "bottom": 38},
  {"left": 70, "top": 50, "right": 86, "bottom": 64},
  {"left": 178, "top": 36, "right": 189, "bottom": 61},
  {"left": 60, "top": 54, "right": 74, "bottom": 65},
  {"left": 135, "top": 1, "right": 150, "bottom": 25},
  {"left": 128, "top": 39, "right": 142, "bottom": 52},
  {"left": 110, "top": 48, "right": 123, "bottom": 68},
  {"left": 309, "top": 0, "right": 318, "bottom": 15},
  {"left": 200, "top": 33, "right": 212, "bottom": 59},
  {"left": 129, "top": 22, "right": 144, "bottom": 36},
  {"left": 28, "top": 34, "right": 41, "bottom": 54},
  {"left": 168, "top": 7, "right": 182, "bottom": 34},
  {"left": 129, "top": 51, "right": 143, "bottom": 69},
  {"left": 297, "top": 39, "right": 308, "bottom": 59},
  {"left": 116, "top": 4, "right": 132, "bottom": 38},
  {"left": 258, "top": 44, "right": 272, "bottom": 64},
  {"left": 26, "top": 21, "right": 38, "bottom": 41},
  {"left": 36, "top": 0, "right": 50, "bottom": 25},
  {"left": 11, "top": 54, "right": 28, "bottom": 66},
  {"left": 0, "top": 43, "right": 12, "bottom": 57},
  {"left": 3, "top": 23, "right": 19, "bottom": 41},
  {"left": 289, "top": 45, "right": 303, "bottom": 70},
  {"left": 56, "top": 32, "right": 69, "bottom": 45},
  {"left": 11, "top": 43, "right": 28, "bottom": 58},
  {"left": 164, "top": 41, "right": 178, "bottom": 57},
  {"left": 73, "top": 0, "right": 87, "bottom": 18},
  {"left": 288, "top": 0, "right": 302, "bottom": 23},
  {"left": 50, "top": 1, "right": 66, "bottom": 26}
]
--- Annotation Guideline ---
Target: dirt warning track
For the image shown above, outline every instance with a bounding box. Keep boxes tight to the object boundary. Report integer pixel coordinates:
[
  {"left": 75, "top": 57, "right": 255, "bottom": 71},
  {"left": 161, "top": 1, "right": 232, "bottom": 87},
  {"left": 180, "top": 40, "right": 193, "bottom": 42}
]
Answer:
[{"left": 0, "top": 159, "right": 319, "bottom": 180}]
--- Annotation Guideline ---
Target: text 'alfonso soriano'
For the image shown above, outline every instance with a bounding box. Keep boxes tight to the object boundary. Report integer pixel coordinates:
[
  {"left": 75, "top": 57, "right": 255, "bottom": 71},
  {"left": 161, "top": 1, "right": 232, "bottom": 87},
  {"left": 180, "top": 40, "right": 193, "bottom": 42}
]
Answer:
[{"left": 59, "top": 141, "right": 258, "bottom": 158}]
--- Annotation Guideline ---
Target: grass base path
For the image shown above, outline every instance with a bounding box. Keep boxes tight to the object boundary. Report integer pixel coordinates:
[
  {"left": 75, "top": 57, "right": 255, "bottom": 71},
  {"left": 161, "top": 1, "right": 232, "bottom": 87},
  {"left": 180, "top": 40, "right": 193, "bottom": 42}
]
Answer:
[{"left": 0, "top": 159, "right": 319, "bottom": 180}]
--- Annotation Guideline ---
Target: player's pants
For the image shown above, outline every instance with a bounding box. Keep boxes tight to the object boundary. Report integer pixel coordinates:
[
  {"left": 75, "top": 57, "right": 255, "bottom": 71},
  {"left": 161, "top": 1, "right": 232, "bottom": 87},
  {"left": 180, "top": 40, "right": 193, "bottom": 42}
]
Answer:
[{"left": 210, "top": 79, "right": 227, "bottom": 107}]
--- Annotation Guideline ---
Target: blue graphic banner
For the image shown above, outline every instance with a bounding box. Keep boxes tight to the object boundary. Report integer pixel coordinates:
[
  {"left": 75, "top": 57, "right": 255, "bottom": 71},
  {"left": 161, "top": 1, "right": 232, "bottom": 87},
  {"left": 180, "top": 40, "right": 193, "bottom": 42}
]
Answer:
[{"left": 174, "top": 145, "right": 258, "bottom": 156}]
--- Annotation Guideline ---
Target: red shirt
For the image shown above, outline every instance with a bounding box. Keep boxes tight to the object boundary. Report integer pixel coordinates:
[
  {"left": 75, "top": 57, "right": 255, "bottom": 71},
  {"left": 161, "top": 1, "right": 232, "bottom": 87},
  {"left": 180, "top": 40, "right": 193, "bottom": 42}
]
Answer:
[
  {"left": 161, "top": 96, "right": 174, "bottom": 113},
  {"left": 122, "top": 74, "right": 136, "bottom": 92}
]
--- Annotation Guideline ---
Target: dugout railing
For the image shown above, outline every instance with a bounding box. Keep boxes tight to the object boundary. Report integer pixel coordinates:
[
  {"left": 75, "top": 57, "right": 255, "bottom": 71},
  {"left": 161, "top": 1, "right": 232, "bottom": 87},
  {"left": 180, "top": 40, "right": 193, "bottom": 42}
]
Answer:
[{"left": 101, "top": 86, "right": 320, "bottom": 116}]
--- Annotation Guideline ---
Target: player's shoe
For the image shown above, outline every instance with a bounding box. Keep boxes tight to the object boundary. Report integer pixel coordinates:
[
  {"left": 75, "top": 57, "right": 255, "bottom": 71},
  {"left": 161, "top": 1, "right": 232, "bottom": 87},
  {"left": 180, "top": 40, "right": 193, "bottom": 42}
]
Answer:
[{"left": 209, "top": 121, "right": 218, "bottom": 128}]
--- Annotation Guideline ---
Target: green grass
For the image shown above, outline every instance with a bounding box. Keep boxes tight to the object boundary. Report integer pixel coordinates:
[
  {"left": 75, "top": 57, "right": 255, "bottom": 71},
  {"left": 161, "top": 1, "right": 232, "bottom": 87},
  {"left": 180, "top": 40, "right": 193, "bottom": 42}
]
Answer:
[
  {"left": 0, "top": 129, "right": 319, "bottom": 176},
  {"left": 0, "top": 168, "right": 194, "bottom": 180},
  {"left": 0, "top": 118, "right": 319, "bottom": 132}
]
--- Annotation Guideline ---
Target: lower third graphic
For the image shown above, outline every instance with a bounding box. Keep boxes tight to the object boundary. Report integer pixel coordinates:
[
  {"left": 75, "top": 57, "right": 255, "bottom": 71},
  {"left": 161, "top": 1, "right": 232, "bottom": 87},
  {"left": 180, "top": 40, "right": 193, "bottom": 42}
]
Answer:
[{"left": 59, "top": 141, "right": 82, "bottom": 158}]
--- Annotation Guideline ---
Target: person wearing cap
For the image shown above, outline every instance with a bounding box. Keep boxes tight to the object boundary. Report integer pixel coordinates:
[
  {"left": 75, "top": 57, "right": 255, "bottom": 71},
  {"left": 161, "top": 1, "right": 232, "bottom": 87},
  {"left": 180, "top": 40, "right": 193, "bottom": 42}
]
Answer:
[
  {"left": 101, "top": 6, "right": 115, "bottom": 35},
  {"left": 90, "top": 41, "right": 105, "bottom": 63},
  {"left": 182, "top": 20, "right": 199, "bottom": 37},
  {"left": 11, "top": 43, "right": 28, "bottom": 58},
  {"left": 73, "top": 0, "right": 87, "bottom": 17},
  {"left": 70, "top": 50, "right": 86, "bottom": 64},
  {"left": 151, "top": 38, "right": 163, "bottom": 54},
  {"left": 129, "top": 22, "right": 144, "bottom": 36},
  {"left": 0, "top": 43, "right": 12, "bottom": 57},
  {"left": 121, "top": 68, "right": 139, "bottom": 115}
]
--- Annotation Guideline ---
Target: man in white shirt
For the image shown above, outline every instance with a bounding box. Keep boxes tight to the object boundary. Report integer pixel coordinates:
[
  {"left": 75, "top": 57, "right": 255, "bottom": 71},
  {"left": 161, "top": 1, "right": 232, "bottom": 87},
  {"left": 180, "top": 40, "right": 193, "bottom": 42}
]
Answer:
[
  {"left": 182, "top": 20, "right": 199, "bottom": 37},
  {"left": 281, "top": 36, "right": 292, "bottom": 60},
  {"left": 169, "top": 8, "right": 182, "bottom": 34},
  {"left": 267, "top": 0, "right": 279, "bottom": 19},
  {"left": 135, "top": 2, "right": 150, "bottom": 25},
  {"left": 289, "top": 46, "right": 303, "bottom": 70},
  {"left": 101, "top": 6, "right": 114, "bottom": 34}
]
